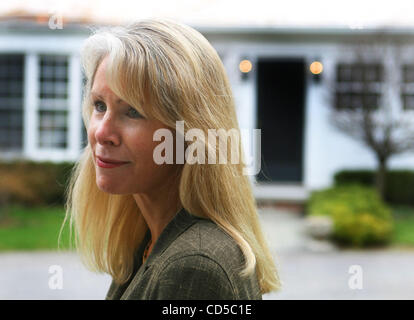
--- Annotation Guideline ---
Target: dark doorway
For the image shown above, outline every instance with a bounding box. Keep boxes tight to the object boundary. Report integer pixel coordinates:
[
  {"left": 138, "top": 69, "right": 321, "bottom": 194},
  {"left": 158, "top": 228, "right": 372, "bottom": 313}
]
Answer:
[{"left": 256, "top": 58, "right": 306, "bottom": 183}]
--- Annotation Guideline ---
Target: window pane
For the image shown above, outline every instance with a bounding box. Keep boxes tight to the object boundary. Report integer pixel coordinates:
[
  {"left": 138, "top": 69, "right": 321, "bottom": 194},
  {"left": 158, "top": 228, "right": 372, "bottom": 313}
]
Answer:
[
  {"left": 364, "top": 64, "right": 382, "bottom": 82},
  {"left": 38, "top": 55, "right": 69, "bottom": 149},
  {"left": 39, "top": 55, "right": 68, "bottom": 99},
  {"left": 402, "top": 94, "right": 414, "bottom": 110},
  {"left": 335, "top": 93, "right": 351, "bottom": 109},
  {"left": 335, "top": 63, "right": 382, "bottom": 110},
  {"left": 336, "top": 64, "right": 352, "bottom": 82},
  {"left": 351, "top": 65, "right": 364, "bottom": 82},
  {"left": 403, "top": 65, "right": 414, "bottom": 83},
  {"left": 364, "top": 93, "right": 380, "bottom": 109},
  {"left": 38, "top": 110, "right": 68, "bottom": 149},
  {"left": 0, "top": 54, "right": 24, "bottom": 150}
]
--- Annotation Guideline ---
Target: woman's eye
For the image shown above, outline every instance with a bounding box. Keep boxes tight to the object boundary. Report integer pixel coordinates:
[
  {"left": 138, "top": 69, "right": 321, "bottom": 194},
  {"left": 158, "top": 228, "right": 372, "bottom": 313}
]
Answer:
[
  {"left": 127, "top": 107, "right": 143, "bottom": 119},
  {"left": 92, "top": 100, "right": 143, "bottom": 119},
  {"left": 93, "top": 101, "right": 106, "bottom": 112}
]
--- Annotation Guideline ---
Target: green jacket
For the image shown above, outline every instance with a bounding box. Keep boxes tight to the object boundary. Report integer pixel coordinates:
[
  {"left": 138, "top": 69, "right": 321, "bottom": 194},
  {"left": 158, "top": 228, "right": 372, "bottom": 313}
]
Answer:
[{"left": 105, "top": 207, "right": 262, "bottom": 300}]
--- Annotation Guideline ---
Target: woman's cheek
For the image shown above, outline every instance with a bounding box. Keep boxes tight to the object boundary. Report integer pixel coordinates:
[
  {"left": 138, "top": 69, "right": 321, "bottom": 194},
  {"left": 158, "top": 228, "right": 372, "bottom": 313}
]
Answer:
[
  {"left": 136, "top": 141, "right": 157, "bottom": 164},
  {"left": 87, "top": 120, "right": 97, "bottom": 144},
  {"left": 87, "top": 129, "right": 95, "bottom": 145}
]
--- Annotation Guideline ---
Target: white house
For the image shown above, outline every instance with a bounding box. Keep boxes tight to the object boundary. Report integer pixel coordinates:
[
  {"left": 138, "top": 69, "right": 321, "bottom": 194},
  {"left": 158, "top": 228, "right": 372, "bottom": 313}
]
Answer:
[{"left": 1, "top": 6, "right": 414, "bottom": 204}]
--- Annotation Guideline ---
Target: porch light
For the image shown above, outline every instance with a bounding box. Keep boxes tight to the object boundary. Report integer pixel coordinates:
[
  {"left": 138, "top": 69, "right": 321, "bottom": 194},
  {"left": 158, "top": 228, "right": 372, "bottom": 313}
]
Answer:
[
  {"left": 310, "top": 61, "right": 323, "bottom": 75},
  {"left": 239, "top": 59, "right": 252, "bottom": 73}
]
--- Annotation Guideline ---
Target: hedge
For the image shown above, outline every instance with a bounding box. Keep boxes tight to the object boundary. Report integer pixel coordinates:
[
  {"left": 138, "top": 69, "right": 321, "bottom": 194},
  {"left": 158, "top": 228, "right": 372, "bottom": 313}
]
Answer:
[
  {"left": 0, "top": 160, "right": 75, "bottom": 207},
  {"left": 307, "top": 184, "right": 394, "bottom": 247},
  {"left": 334, "top": 169, "right": 414, "bottom": 206}
]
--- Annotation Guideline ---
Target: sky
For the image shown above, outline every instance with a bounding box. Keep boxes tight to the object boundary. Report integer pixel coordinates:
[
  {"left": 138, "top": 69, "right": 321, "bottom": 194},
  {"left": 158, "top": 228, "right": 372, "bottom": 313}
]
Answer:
[{"left": 0, "top": 0, "right": 414, "bottom": 29}]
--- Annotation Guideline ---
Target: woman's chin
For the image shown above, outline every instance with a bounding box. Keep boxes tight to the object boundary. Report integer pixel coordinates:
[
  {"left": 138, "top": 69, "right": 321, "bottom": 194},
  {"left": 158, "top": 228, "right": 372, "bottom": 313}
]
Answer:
[{"left": 96, "top": 177, "right": 127, "bottom": 194}]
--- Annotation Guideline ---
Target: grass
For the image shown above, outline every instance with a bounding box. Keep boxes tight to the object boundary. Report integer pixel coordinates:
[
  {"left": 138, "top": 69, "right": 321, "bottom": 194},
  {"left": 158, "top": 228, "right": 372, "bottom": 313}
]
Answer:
[
  {"left": 0, "top": 203, "right": 414, "bottom": 251},
  {"left": 390, "top": 205, "right": 414, "bottom": 247},
  {"left": 0, "top": 204, "right": 74, "bottom": 251}
]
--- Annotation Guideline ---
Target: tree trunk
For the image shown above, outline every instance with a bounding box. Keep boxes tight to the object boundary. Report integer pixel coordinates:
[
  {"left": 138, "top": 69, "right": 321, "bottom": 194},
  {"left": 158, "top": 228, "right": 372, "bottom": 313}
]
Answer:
[{"left": 375, "top": 157, "right": 387, "bottom": 201}]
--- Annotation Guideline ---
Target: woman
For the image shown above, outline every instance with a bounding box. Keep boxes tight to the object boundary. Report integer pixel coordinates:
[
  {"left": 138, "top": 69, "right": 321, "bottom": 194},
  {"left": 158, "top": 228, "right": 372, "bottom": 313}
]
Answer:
[{"left": 62, "top": 18, "right": 281, "bottom": 300}]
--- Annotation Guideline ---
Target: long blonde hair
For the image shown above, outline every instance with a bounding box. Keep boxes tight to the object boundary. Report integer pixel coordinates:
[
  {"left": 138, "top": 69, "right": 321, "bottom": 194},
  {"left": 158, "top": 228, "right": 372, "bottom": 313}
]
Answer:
[{"left": 62, "top": 18, "right": 281, "bottom": 294}]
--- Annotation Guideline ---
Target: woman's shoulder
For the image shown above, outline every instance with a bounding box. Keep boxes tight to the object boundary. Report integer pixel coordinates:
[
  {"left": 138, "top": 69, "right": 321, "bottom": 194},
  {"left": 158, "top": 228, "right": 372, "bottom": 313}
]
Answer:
[
  {"left": 164, "top": 218, "right": 244, "bottom": 266},
  {"left": 155, "top": 218, "right": 262, "bottom": 299}
]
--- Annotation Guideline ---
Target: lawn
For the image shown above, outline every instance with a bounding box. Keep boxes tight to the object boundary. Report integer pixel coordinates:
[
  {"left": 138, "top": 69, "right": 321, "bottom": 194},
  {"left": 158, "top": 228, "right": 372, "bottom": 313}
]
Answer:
[
  {"left": 390, "top": 205, "right": 414, "bottom": 247},
  {"left": 0, "top": 203, "right": 413, "bottom": 251},
  {"left": 0, "top": 204, "right": 73, "bottom": 251}
]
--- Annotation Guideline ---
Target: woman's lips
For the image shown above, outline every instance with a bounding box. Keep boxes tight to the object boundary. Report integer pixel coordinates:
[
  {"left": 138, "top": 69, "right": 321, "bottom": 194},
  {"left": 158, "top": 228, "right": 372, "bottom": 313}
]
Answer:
[{"left": 96, "top": 157, "right": 130, "bottom": 169}]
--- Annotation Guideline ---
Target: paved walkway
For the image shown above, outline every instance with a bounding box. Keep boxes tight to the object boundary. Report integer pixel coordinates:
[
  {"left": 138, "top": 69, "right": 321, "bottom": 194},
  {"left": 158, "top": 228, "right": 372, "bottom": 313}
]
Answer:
[
  {"left": 259, "top": 208, "right": 414, "bottom": 299},
  {"left": 0, "top": 208, "right": 413, "bottom": 299},
  {"left": 0, "top": 250, "right": 111, "bottom": 299}
]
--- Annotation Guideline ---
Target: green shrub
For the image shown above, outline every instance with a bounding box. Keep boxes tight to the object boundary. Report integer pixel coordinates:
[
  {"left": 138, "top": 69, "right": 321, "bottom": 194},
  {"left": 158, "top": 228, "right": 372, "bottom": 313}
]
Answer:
[
  {"left": 307, "top": 184, "right": 394, "bottom": 247},
  {"left": 0, "top": 160, "right": 75, "bottom": 207},
  {"left": 334, "top": 170, "right": 375, "bottom": 187},
  {"left": 334, "top": 169, "right": 414, "bottom": 206},
  {"left": 383, "top": 170, "right": 414, "bottom": 206}
]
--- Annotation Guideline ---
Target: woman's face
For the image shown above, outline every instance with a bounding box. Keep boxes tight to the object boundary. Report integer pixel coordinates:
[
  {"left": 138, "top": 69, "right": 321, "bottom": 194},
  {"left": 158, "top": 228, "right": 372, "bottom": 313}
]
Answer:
[{"left": 88, "top": 56, "right": 180, "bottom": 195}]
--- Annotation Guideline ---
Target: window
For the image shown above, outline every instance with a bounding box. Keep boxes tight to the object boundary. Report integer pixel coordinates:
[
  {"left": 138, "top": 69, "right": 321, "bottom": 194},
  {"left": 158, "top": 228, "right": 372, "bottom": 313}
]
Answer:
[
  {"left": 38, "top": 54, "right": 69, "bottom": 148},
  {"left": 0, "top": 54, "right": 24, "bottom": 150},
  {"left": 401, "top": 65, "right": 414, "bottom": 110},
  {"left": 335, "top": 63, "right": 383, "bottom": 110}
]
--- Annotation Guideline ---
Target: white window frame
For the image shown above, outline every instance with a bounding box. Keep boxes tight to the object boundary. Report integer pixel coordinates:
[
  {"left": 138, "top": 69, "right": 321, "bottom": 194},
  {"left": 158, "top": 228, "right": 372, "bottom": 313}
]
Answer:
[
  {"left": 0, "top": 33, "right": 85, "bottom": 163},
  {"left": 24, "top": 52, "right": 83, "bottom": 162}
]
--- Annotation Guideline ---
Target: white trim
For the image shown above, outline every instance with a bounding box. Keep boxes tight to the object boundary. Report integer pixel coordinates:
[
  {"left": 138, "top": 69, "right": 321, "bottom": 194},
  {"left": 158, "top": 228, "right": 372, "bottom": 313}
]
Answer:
[
  {"left": 253, "top": 183, "right": 309, "bottom": 202},
  {"left": 0, "top": 32, "right": 86, "bottom": 162},
  {"left": 0, "top": 34, "right": 84, "bottom": 53},
  {"left": 29, "top": 53, "right": 68, "bottom": 161},
  {"left": 23, "top": 52, "right": 39, "bottom": 159},
  {"left": 26, "top": 52, "right": 84, "bottom": 162},
  {"left": 68, "top": 53, "right": 82, "bottom": 161}
]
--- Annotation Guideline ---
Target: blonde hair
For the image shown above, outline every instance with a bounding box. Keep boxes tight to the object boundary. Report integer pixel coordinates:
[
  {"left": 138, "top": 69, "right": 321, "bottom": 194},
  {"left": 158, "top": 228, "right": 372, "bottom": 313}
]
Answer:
[{"left": 61, "top": 18, "right": 281, "bottom": 294}]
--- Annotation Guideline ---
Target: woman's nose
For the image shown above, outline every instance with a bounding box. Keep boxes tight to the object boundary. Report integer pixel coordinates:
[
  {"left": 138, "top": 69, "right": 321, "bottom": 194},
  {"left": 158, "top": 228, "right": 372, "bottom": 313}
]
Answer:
[{"left": 94, "top": 113, "right": 121, "bottom": 146}]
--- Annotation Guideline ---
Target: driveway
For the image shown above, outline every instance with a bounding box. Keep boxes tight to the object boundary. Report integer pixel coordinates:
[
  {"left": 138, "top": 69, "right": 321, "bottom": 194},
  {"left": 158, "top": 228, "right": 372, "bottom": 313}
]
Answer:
[{"left": 0, "top": 208, "right": 413, "bottom": 299}]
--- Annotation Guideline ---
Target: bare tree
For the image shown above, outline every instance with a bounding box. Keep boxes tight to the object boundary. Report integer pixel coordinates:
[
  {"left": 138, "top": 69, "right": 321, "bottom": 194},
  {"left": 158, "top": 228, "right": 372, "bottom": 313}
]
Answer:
[{"left": 328, "top": 34, "right": 414, "bottom": 199}]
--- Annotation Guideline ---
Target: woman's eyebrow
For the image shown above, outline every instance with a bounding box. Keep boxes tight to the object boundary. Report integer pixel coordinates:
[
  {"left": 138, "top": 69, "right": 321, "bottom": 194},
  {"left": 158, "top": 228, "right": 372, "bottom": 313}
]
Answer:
[{"left": 90, "top": 92, "right": 125, "bottom": 104}]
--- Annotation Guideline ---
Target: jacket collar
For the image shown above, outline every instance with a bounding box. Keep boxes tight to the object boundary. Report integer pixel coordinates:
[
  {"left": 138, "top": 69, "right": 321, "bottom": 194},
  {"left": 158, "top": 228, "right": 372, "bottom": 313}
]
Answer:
[{"left": 137, "top": 207, "right": 203, "bottom": 269}]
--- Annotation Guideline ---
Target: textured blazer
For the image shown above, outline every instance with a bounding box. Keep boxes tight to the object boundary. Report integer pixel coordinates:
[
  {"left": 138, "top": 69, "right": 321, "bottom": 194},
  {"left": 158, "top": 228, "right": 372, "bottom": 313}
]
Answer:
[{"left": 105, "top": 207, "right": 262, "bottom": 300}]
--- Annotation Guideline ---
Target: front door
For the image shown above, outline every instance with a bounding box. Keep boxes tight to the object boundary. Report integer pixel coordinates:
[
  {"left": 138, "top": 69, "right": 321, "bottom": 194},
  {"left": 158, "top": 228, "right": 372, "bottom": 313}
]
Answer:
[{"left": 256, "top": 58, "right": 306, "bottom": 183}]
